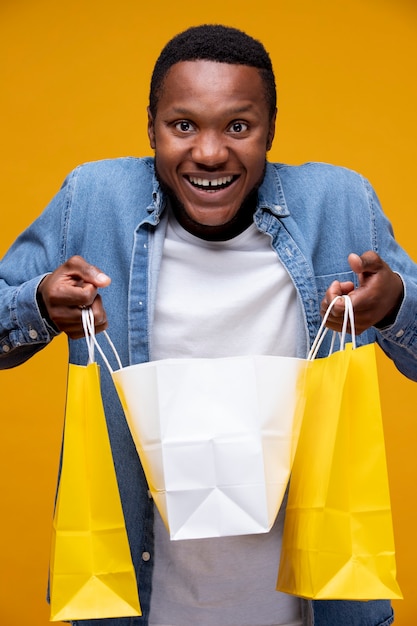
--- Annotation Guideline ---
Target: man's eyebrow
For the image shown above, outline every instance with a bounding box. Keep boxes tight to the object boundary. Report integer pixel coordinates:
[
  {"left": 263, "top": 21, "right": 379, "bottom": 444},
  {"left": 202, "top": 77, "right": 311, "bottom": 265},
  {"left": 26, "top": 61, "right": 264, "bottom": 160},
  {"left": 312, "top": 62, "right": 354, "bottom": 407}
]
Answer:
[{"left": 167, "top": 104, "right": 255, "bottom": 116}]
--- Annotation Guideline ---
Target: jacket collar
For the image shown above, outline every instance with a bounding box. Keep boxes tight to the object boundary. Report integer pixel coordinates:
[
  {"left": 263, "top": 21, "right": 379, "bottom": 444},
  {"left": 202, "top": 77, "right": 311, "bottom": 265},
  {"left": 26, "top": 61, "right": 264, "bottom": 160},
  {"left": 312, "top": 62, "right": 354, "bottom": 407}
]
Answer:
[
  {"left": 257, "top": 162, "right": 290, "bottom": 217},
  {"left": 143, "top": 159, "right": 290, "bottom": 225}
]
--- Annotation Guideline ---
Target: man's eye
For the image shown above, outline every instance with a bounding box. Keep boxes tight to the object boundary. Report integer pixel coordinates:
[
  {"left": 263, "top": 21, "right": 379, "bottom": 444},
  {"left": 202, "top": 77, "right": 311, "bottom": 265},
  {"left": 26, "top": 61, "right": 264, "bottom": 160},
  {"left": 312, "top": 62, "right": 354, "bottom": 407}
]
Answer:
[
  {"left": 175, "top": 121, "right": 194, "bottom": 132},
  {"left": 229, "top": 121, "right": 248, "bottom": 133}
]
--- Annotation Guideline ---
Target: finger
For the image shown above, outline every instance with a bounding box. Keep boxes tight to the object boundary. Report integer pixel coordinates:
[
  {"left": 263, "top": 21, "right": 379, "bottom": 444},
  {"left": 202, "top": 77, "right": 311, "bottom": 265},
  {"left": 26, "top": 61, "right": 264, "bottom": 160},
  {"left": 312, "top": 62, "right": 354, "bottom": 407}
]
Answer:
[
  {"left": 40, "top": 258, "right": 111, "bottom": 311},
  {"left": 321, "top": 281, "right": 354, "bottom": 317},
  {"left": 52, "top": 296, "right": 108, "bottom": 339},
  {"left": 89, "top": 296, "right": 108, "bottom": 332}
]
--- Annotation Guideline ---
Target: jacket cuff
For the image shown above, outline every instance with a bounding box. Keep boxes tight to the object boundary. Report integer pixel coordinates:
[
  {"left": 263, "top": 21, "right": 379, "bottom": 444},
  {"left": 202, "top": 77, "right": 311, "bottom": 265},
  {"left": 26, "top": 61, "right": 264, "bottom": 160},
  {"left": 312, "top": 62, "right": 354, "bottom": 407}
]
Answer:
[
  {"left": 376, "top": 275, "right": 417, "bottom": 346},
  {"left": 0, "top": 276, "right": 60, "bottom": 355}
]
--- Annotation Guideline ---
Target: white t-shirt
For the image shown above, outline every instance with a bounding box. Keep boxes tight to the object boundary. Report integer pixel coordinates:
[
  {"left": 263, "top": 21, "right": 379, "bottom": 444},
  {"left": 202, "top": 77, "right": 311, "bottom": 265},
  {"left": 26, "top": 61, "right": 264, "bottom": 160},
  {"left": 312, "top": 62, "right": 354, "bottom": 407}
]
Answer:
[{"left": 149, "top": 214, "right": 302, "bottom": 626}]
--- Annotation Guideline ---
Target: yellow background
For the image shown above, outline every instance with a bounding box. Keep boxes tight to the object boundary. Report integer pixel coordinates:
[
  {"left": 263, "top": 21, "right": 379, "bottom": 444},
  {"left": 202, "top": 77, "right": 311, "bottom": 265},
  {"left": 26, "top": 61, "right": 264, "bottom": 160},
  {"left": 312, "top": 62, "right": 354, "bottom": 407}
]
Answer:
[{"left": 1, "top": 0, "right": 416, "bottom": 624}]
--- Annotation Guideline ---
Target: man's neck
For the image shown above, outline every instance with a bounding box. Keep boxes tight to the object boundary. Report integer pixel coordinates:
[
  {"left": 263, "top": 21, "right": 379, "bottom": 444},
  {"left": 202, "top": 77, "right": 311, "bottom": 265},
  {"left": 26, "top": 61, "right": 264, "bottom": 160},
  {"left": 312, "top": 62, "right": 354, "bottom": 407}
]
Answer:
[{"left": 168, "top": 191, "right": 258, "bottom": 242}]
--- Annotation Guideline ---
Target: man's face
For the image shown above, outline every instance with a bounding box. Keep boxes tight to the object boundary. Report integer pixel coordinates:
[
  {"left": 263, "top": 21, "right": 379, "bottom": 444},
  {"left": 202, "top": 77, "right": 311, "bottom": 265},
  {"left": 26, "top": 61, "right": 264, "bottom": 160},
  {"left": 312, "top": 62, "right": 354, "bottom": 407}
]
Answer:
[{"left": 148, "top": 60, "right": 276, "bottom": 237}]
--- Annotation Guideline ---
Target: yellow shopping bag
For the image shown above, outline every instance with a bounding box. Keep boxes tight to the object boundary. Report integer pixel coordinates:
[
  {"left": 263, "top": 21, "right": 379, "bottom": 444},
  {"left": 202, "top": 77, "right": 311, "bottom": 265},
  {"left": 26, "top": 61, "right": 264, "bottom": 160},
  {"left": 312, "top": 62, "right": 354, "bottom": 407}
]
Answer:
[
  {"left": 49, "top": 360, "right": 141, "bottom": 621},
  {"left": 277, "top": 296, "right": 402, "bottom": 600}
]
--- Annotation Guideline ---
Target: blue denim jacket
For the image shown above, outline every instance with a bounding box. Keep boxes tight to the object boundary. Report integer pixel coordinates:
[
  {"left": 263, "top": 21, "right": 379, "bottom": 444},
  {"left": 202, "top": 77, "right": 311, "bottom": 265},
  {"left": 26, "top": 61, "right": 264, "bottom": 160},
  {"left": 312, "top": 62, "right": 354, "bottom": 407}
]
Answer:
[{"left": 2, "top": 157, "right": 417, "bottom": 625}]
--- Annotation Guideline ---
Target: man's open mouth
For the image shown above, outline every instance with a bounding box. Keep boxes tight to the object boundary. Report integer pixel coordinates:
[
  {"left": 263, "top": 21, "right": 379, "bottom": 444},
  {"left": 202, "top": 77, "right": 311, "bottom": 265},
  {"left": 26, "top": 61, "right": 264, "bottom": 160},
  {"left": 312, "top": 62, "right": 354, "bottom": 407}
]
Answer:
[{"left": 187, "top": 175, "right": 238, "bottom": 191}]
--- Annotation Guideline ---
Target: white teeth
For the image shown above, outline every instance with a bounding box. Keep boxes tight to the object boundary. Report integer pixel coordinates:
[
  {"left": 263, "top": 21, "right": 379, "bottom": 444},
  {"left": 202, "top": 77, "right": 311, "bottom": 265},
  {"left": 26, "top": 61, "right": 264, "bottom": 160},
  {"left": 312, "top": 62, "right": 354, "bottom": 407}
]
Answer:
[{"left": 189, "top": 175, "right": 233, "bottom": 188}]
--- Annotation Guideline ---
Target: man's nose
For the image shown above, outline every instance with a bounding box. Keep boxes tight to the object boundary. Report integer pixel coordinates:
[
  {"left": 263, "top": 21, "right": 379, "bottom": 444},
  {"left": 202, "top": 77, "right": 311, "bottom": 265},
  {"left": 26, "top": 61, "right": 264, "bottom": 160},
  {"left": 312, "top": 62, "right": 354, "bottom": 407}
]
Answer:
[{"left": 191, "top": 131, "right": 229, "bottom": 167}]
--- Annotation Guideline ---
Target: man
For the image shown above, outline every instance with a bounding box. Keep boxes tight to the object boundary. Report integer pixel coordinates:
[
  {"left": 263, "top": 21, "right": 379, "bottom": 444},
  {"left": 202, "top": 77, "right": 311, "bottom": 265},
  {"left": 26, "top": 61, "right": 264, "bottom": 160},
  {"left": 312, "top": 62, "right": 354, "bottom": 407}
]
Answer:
[{"left": 1, "top": 24, "right": 416, "bottom": 626}]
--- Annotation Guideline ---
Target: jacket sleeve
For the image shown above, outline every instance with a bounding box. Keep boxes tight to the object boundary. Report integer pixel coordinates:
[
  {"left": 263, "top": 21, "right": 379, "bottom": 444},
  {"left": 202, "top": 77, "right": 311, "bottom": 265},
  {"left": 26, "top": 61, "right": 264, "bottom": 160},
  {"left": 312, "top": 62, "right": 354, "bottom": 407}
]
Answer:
[
  {"left": 363, "top": 178, "right": 417, "bottom": 381},
  {"left": 0, "top": 171, "right": 75, "bottom": 369},
  {"left": 375, "top": 277, "right": 417, "bottom": 381}
]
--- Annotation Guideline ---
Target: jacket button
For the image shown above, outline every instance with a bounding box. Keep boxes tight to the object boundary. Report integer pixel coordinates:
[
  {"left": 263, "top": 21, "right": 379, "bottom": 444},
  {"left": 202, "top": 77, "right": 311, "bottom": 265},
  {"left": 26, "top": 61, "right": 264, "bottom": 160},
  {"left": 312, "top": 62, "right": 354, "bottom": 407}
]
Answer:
[
  {"left": 29, "top": 329, "right": 38, "bottom": 339},
  {"left": 142, "top": 551, "right": 151, "bottom": 562}
]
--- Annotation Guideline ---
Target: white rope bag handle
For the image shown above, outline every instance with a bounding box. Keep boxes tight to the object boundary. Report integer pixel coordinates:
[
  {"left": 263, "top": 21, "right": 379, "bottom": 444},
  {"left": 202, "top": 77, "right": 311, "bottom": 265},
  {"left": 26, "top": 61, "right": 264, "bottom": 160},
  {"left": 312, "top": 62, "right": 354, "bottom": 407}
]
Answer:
[
  {"left": 308, "top": 295, "right": 356, "bottom": 361},
  {"left": 81, "top": 307, "right": 122, "bottom": 373},
  {"left": 81, "top": 298, "right": 355, "bottom": 370}
]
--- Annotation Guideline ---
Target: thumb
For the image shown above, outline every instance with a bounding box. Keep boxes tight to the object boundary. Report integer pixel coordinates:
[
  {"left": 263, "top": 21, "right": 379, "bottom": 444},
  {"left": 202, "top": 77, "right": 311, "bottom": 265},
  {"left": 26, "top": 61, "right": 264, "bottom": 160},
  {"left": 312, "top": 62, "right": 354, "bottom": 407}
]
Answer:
[
  {"left": 347, "top": 252, "right": 364, "bottom": 275},
  {"left": 348, "top": 251, "right": 382, "bottom": 277},
  {"left": 88, "top": 268, "right": 111, "bottom": 287},
  {"left": 68, "top": 256, "right": 111, "bottom": 287}
]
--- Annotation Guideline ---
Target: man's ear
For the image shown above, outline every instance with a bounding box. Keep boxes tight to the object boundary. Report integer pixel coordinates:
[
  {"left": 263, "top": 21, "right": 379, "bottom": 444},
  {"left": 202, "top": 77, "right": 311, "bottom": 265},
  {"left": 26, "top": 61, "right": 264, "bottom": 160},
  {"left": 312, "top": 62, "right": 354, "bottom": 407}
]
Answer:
[
  {"left": 266, "top": 108, "right": 277, "bottom": 151},
  {"left": 147, "top": 107, "right": 156, "bottom": 149}
]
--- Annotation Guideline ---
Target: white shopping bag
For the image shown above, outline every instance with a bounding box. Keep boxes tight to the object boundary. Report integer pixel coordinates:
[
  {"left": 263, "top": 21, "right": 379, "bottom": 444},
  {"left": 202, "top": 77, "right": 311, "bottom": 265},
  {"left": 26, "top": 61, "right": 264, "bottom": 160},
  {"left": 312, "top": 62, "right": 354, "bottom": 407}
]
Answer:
[
  {"left": 112, "top": 355, "right": 307, "bottom": 540},
  {"left": 82, "top": 309, "right": 307, "bottom": 541}
]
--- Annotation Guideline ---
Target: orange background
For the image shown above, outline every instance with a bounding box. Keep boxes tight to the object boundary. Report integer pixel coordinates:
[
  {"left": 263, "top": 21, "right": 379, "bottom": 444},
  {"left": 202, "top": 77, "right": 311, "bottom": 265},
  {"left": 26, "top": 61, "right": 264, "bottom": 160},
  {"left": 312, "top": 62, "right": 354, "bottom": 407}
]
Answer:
[{"left": 1, "top": 1, "right": 416, "bottom": 624}]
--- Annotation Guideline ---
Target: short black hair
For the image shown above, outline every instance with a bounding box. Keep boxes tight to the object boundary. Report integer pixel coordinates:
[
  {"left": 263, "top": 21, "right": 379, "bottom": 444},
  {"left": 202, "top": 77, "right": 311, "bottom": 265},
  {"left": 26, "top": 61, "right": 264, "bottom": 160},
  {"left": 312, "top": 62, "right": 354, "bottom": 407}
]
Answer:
[{"left": 149, "top": 24, "right": 277, "bottom": 120}]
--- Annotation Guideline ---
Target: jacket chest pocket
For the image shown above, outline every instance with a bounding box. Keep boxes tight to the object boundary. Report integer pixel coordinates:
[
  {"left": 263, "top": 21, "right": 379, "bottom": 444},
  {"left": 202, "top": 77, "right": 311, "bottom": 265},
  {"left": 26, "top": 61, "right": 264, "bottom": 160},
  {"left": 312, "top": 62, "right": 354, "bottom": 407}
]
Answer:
[{"left": 314, "top": 270, "right": 356, "bottom": 304}]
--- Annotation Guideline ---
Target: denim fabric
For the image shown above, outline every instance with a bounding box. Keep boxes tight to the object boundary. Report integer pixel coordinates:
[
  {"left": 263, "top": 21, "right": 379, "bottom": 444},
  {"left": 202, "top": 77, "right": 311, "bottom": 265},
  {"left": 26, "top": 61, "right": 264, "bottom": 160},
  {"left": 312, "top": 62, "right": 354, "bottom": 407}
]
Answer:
[
  {"left": 312, "top": 600, "right": 394, "bottom": 625},
  {"left": 1, "top": 157, "right": 416, "bottom": 625}
]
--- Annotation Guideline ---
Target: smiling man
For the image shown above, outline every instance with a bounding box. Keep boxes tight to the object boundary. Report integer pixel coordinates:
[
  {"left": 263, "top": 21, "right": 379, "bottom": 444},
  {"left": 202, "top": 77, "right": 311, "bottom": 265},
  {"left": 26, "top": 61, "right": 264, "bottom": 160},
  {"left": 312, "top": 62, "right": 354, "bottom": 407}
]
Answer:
[
  {"left": 148, "top": 59, "right": 275, "bottom": 239},
  {"left": 1, "top": 24, "right": 417, "bottom": 626}
]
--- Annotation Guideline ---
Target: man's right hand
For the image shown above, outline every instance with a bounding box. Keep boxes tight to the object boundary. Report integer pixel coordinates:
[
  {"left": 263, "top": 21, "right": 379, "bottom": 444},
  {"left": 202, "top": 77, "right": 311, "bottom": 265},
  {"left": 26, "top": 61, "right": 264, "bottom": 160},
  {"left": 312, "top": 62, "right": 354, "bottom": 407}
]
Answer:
[{"left": 37, "top": 255, "right": 111, "bottom": 339}]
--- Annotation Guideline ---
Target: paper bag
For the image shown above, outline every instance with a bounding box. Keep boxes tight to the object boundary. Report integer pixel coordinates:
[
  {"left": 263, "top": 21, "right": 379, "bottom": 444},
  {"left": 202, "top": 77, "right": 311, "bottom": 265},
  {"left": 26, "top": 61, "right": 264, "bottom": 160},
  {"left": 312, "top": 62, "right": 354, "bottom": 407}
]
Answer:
[
  {"left": 49, "top": 361, "right": 141, "bottom": 621},
  {"left": 112, "top": 355, "right": 307, "bottom": 540},
  {"left": 277, "top": 296, "right": 402, "bottom": 600}
]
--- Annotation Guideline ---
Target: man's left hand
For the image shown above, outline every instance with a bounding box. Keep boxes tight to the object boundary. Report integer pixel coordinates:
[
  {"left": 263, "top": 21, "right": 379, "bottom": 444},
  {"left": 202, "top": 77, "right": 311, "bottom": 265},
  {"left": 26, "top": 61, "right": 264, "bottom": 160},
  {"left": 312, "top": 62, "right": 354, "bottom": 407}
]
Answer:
[{"left": 321, "top": 251, "right": 404, "bottom": 334}]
